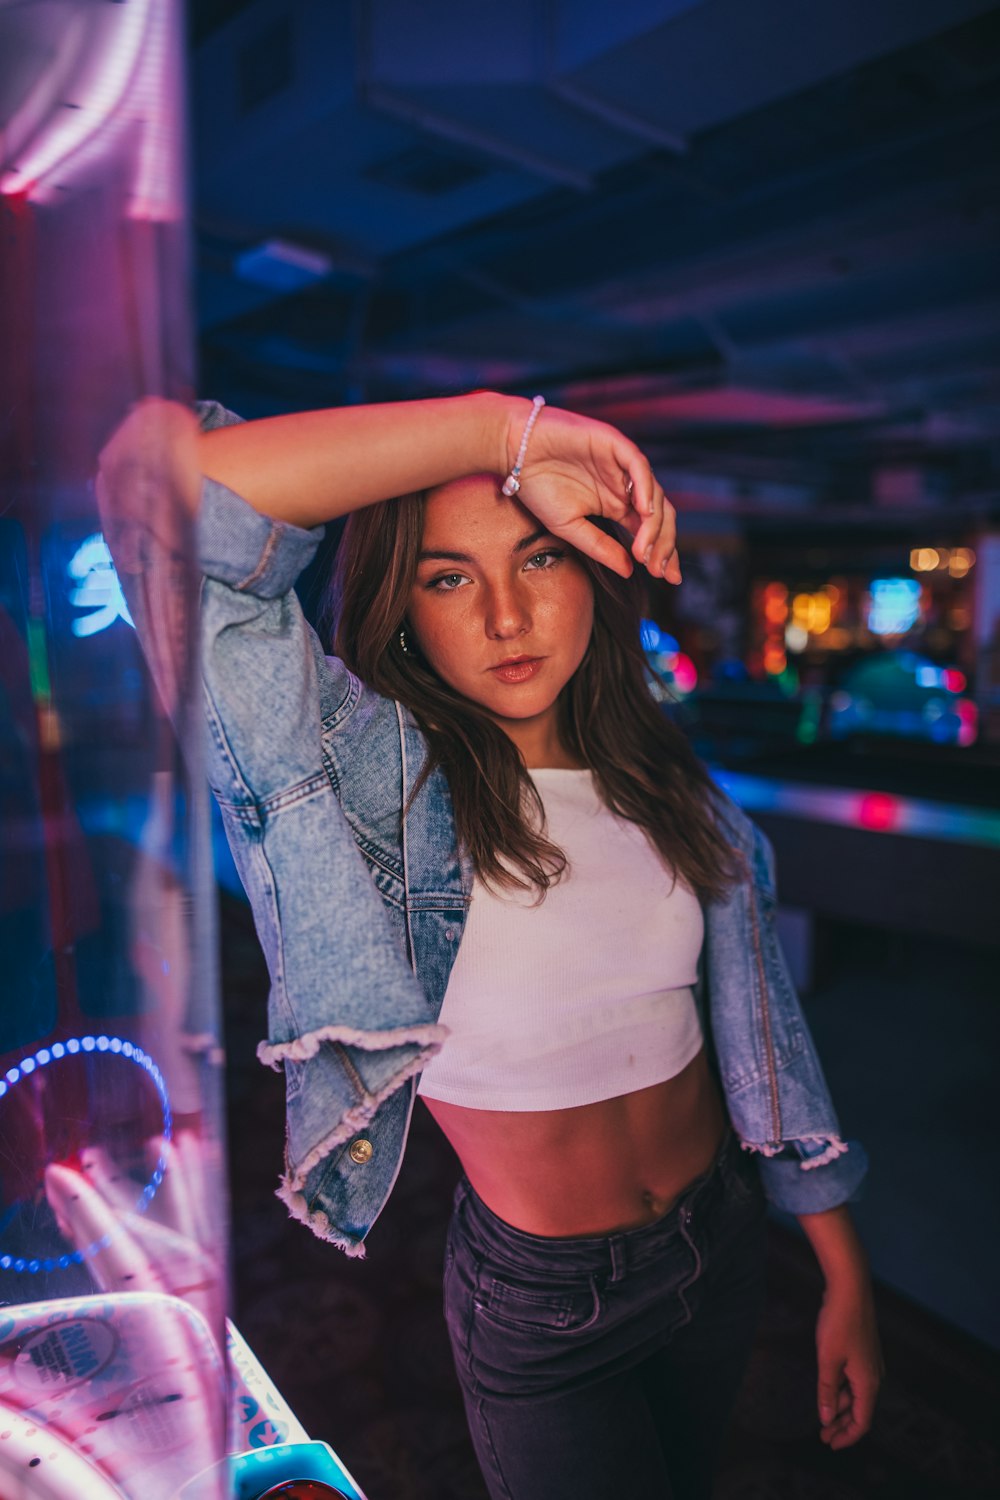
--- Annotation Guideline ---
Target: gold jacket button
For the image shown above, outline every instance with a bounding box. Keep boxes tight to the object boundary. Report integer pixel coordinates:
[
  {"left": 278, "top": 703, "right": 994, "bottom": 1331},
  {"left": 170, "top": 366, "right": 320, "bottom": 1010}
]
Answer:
[{"left": 349, "top": 1138, "right": 373, "bottom": 1165}]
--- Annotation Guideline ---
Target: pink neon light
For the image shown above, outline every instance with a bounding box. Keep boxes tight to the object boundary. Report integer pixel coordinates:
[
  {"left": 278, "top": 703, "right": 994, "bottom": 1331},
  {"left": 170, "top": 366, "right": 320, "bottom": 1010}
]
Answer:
[
  {"left": 857, "top": 792, "right": 899, "bottom": 832},
  {"left": 1, "top": 0, "right": 153, "bottom": 205},
  {"left": 957, "top": 700, "right": 978, "bottom": 747},
  {"left": 943, "top": 668, "right": 966, "bottom": 693},
  {"left": 672, "top": 652, "right": 699, "bottom": 695}
]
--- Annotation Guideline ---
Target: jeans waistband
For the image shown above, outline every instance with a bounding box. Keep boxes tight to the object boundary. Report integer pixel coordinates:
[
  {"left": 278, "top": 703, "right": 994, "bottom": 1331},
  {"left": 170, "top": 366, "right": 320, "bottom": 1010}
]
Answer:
[{"left": 454, "top": 1122, "right": 743, "bottom": 1278}]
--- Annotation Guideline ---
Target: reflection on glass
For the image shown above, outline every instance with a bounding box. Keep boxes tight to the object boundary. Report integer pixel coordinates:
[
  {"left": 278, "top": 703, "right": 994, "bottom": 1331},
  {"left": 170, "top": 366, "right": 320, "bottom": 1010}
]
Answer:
[{"left": 0, "top": 2, "right": 228, "bottom": 1496}]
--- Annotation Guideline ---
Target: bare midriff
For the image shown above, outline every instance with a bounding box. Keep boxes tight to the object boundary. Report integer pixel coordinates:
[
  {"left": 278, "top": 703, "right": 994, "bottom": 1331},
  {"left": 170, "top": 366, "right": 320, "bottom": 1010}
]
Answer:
[{"left": 419, "top": 1044, "right": 729, "bottom": 1237}]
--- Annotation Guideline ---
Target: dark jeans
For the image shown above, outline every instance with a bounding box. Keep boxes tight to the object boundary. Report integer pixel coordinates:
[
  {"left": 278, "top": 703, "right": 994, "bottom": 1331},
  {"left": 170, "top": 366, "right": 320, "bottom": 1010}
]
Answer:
[{"left": 443, "top": 1124, "right": 768, "bottom": 1500}]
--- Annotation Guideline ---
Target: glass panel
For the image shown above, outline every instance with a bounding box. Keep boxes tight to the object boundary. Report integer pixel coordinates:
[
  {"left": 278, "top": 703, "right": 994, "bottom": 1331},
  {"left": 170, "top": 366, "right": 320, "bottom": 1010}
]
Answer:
[{"left": 0, "top": 5, "right": 229, "bottom": 1496}]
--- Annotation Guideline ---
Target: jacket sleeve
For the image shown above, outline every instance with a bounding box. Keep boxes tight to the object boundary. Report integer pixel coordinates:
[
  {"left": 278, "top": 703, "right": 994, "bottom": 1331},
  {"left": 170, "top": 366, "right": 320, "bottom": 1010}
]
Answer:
[
  {"left": 108, "top": 400, "right": 448, "bottom": 1231},
  {"left": 194, "top": 400, "right": 448, "bottom": 1141},
  {"left": 705, "top": 786, "right": 869, "bottom": 1215},
  {"left": 747, "top": 818, "right": 869, "bottom": 1214}
]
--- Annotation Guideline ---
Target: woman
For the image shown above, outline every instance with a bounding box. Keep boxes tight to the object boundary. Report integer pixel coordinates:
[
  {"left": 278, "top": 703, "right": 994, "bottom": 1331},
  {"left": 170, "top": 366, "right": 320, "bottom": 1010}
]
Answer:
[{"left": 101, "top": 390, "right": 883, "bottom": 1500}]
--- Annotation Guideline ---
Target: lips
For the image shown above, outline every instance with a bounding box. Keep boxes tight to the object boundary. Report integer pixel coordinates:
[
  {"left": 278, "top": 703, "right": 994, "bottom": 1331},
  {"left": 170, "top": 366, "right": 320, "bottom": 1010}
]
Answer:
[{"left": 489, "top": 655, "right": 544, "bottom": 684}]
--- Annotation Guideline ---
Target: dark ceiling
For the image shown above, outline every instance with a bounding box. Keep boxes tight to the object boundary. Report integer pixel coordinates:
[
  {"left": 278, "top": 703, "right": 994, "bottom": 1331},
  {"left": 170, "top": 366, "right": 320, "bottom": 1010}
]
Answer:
[{"left": 190, "top": 0, "right": 1000, "bottom": 523}]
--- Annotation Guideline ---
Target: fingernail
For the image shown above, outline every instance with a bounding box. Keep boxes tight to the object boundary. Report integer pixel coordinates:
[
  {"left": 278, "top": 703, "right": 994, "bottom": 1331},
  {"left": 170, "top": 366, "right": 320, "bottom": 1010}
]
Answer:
[
  {"left": 820, "top": 1406, "right": 833, "bottom": 1422},
  {"left": 644, "top": 544, "right": 653, "bottom": 566}
]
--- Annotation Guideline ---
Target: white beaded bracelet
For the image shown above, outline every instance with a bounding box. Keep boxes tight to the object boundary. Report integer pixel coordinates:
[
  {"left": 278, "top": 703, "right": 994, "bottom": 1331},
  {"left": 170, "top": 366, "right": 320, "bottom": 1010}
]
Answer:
[{"left": 501, "top": 395, "right": 545, "bottom": 496}]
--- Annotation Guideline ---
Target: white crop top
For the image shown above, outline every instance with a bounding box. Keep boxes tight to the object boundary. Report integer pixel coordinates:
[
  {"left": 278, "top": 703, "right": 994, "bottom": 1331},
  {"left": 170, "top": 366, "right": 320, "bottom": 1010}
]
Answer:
[{"left": 416, "top": 768, "right": 705, "bottom": 1111}]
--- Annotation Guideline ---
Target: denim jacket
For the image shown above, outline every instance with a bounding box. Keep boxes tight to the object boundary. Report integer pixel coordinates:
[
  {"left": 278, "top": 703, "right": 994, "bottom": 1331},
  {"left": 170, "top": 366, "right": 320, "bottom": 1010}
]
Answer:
[{"left": 123, "top": 400, "right": 868, "bottom": 1259}]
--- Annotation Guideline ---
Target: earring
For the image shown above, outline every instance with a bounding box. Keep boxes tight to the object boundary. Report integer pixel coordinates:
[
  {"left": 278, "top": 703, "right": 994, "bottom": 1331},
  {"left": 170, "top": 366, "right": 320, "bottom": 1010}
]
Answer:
[{"left": 399, "top": 627, "right": 412, "bottom": 655}]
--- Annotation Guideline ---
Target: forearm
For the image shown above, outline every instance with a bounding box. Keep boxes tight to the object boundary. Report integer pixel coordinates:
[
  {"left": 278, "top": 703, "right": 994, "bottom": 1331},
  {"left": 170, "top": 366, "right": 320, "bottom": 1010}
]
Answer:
[
  {"left": 796, "top": 1202, "right": 871, "bottom": 1289},
  {"left": 199, "top": 389, "right": 524, "bottom": 528},
  {"left": 801, "top": 1201, "right": 884, "bottom": 1447}
]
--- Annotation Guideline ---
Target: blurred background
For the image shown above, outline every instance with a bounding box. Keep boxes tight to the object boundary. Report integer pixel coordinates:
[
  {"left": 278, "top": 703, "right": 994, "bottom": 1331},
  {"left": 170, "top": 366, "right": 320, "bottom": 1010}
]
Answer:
[{"left": 187, "top": 2, "right": 1000, "bottom": 1494}]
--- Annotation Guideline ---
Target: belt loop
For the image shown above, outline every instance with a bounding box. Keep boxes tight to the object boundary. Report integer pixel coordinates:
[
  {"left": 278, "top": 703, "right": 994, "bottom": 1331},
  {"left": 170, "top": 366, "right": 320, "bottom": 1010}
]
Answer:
[{"left": 608, "top": 1234, "right": 627, "bottom": 1283}]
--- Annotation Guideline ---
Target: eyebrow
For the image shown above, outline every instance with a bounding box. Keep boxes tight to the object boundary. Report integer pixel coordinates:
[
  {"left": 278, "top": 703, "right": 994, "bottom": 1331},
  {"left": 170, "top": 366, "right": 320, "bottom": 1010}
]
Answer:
[{"left": 417, "top": 527, "right": 552, "bottom": 565}]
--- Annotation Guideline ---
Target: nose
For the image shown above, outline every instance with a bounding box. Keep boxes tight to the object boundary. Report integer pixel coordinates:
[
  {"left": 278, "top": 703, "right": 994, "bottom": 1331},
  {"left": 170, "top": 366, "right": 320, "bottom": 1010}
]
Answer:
[{"left": 484, "top": 576, "right": 531, "bottom": 641}]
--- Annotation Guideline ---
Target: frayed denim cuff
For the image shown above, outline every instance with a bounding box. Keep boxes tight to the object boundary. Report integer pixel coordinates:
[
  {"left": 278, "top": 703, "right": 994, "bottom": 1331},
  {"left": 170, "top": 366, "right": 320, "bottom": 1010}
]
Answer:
[{"left": 754, "top": 1137, "right": 869, "bottom": 1214}]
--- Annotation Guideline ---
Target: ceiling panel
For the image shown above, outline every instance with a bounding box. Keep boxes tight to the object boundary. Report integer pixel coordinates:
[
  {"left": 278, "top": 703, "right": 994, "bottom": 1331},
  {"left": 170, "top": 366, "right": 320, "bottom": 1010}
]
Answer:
[{"left": 191, "top": 0, "right": 1000, "bottom": 514}]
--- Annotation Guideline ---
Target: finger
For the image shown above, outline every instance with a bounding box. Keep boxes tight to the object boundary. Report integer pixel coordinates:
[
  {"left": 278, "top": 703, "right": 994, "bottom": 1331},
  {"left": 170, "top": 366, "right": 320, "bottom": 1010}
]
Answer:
[
  {"left": 829, "top": 1392, "right": 877, "bottom": 1448},
  {"left": 817, "top": 1366, "right": 843, "bottom": 1426},
  {"left": 845, "top": 1375, "right": 879, "bottom": 1436},
  {"left": 828, "top": 1416, "right": 866, "bottom": 1450},
  {"left": 639, "top": 536, "right": 682, "bottom": 585},
  {"left": 633, "top": 489, "right": 665, "bottom": 557},
  {"left": 632, "top": 483, "right": 663, "bottom": 558},
  {"left": 643, "top": 491, "right": 681, "bottom": 584},
  {"left": 614, "top": 441, "right": 655, "bottom": 516},
  {"left": 623, "top": 472, "right": 638, "bottom": 517},
  {"left": 555, "top": 515, "right": 633, "bottom": 578},
  {"left": 821, "top": 1399, "right": 853, "bottom": 1433},
  {"left": 619, "top": 507, "right": 643, "bottom": 541},
  {"left": 820, "top": 1402, "right": 856, "bottom": 1447}
]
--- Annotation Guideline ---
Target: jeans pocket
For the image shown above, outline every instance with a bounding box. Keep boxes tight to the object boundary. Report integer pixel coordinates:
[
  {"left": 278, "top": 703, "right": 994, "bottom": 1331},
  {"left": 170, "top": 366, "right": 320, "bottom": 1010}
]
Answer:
[{"left": 474, "top": 1268, "right": 603, "bottom": 1336}]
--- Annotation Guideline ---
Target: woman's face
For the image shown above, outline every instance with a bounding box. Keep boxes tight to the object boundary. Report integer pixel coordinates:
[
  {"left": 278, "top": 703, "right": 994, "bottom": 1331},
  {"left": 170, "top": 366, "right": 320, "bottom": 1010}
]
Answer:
[{"left": 406, "top": 475, "right": 594, "bottom": 752}]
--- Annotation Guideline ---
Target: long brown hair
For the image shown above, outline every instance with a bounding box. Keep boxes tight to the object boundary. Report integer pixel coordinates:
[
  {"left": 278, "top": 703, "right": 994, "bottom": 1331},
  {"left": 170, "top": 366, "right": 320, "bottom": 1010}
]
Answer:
[{"left": 324, "top": 491, "right": 738, "bottom": 902}]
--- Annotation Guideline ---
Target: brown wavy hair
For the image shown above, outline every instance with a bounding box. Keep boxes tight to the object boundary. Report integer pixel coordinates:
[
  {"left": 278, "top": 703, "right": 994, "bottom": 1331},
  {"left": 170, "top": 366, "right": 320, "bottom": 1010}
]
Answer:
[{"left": 323, "top": 491, "right": 738, "bottom": 902}]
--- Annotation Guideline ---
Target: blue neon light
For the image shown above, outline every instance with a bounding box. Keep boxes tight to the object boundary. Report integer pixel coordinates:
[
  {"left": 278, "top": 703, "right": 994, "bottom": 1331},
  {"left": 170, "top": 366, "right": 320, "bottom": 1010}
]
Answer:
[
  {"left": 868, "top": 578, "right": 921, "bottom": 636},
  {"left": 710, "top": 769, "right": 1000, "bottom": 850},
  {"left": 68, "top": 533, "right": 134, "bottom": 637},
  {"left": 0, "top": 1035, "right": 172, "bottom": 1273},
  {"left": 640, "top": 618, "right": 679, "bottom": 655}
]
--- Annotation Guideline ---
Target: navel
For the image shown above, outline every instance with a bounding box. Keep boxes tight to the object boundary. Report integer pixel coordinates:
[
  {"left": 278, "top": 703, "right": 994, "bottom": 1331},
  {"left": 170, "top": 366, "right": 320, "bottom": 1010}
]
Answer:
[{"left": 641, "top": 1187, "right": 677, "bottom": 1219}]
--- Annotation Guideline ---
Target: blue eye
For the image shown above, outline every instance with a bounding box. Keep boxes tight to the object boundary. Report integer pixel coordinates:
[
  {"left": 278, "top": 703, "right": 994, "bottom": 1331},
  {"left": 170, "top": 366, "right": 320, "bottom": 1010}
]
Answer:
[{"left": 428, "top": 572, "right": 468, "bottom": 592}]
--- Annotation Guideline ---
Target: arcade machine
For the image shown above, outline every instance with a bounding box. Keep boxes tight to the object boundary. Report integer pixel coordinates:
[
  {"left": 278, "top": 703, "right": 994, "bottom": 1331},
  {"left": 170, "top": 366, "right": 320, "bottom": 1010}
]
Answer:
[{"left": 0, "top": 4, "right": 366, "bottom": 1496}]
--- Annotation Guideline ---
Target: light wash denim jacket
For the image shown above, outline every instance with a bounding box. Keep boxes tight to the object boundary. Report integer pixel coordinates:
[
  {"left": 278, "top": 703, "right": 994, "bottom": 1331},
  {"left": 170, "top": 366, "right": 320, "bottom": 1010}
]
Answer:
[{"left": 131, "top": 400, "right": 868, "bottom": 1259}]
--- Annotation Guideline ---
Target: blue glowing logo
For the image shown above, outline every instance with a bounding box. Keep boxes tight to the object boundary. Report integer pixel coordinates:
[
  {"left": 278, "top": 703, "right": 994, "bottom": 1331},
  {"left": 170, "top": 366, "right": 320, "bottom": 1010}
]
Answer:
[
  {"left": 868, "top": 579, "right": 921, "bottom": 637},
  {"left": 68, "top": 533, "right": 133, "bottom": 637}
]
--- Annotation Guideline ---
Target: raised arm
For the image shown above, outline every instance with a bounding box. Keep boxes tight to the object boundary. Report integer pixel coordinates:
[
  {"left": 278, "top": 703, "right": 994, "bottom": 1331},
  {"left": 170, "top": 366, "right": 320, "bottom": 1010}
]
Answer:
[
  {"left": 198, "top": 390, "right": 510, "bottom": 524},
  {"left": 199, "top": 390, "right": 681, "bottom": 583}
]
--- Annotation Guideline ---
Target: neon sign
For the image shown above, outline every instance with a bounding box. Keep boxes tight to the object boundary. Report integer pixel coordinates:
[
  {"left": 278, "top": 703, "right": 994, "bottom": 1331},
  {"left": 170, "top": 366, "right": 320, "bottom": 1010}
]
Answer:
[
  {"left": 868, "top": 578, "right": 921, "bottom": 637},
  {"left": 68, "top": 532, "right": 133, "bottom": 636}
]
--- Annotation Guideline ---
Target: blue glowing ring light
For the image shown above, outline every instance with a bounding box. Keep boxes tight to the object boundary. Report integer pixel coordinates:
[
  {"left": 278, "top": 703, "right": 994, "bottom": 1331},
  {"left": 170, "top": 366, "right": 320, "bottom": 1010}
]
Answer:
[{"left": 0, "top": 1035, "right": 172, "bottom": 1274}]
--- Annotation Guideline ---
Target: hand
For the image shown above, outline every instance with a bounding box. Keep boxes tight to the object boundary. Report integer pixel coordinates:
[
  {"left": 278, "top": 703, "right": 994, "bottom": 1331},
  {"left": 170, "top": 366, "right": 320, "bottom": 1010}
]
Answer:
[
  {"left": 95, "top": 399, "right": 202, "bottom": 719},
  {"left": 502, "top": 400, "right": 680, "bottom": 584},
  {"left": 96, "top": 397, "right": 201, "bottom": 572},
  {"left": 815, "top": 1274, "right": 885, "bottom": 1449}
]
